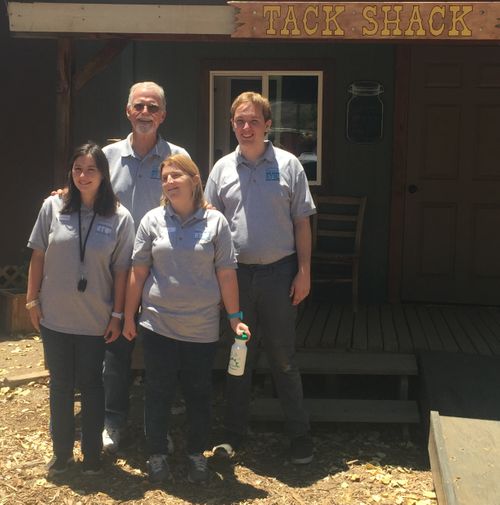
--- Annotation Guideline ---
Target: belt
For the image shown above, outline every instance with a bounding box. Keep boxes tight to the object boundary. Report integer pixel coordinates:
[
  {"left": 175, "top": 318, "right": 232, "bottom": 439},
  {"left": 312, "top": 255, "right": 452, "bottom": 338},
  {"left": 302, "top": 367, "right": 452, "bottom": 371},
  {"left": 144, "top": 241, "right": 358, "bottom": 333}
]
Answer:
[{"left": 238, "top": 253, "right": 297, "bottom": 269}]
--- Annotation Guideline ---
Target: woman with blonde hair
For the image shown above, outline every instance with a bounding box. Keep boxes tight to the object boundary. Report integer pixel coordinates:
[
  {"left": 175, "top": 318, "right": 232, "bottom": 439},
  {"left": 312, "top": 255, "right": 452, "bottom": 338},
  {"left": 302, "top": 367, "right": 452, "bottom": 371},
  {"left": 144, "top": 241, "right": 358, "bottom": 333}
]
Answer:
[{"left": 123, "top": 154, "right": 249, "bottom": 484}]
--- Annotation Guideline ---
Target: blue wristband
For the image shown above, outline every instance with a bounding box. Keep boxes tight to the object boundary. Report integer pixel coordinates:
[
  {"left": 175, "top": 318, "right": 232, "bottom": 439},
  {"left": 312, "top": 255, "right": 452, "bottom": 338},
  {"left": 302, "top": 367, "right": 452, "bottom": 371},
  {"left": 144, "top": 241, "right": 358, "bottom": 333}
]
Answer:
[{"left": 227, "top": 311, "right": 243, "bottom": 320}]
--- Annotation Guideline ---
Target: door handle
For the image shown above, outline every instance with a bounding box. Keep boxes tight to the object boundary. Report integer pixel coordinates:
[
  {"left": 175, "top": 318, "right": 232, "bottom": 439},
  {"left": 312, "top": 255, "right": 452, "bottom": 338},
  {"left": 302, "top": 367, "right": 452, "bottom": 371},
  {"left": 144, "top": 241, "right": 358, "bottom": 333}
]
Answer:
[{"left": 408, "top": 184, "right": 418, "bottom": 194}]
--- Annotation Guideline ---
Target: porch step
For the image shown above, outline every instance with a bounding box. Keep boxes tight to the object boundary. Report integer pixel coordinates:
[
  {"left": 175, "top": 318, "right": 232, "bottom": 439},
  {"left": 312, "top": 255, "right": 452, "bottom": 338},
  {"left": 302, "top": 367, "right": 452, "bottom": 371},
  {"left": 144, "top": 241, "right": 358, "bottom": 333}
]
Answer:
[
  {"left": 214, "top": 350, "right": 418, "bottom": 375},
  {"left": 251, "top": 398, "right": 420, "bottom": 424}
]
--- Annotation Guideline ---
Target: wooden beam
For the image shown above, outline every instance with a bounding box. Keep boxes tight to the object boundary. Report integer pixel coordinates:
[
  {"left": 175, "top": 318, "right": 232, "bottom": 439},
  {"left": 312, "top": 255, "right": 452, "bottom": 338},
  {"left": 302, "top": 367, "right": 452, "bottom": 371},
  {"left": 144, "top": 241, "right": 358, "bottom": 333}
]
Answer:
[
  {"left": 73, "top": 39, "right": 129, "bottom": 93},
  {"left": 251, "top": 398, "right": 420, "bottom": 423},
  {"left": 8, "top": 3, "right": 233, "bottom": 36},
  {"left": 428, "top": 411, "right": 459, "bottom": 505},
  {"left": 388, "top": 45, "right": 411, "bottom": 303},
  {"left": 54, "top": 38, "right": 72, "bottom": 187}
]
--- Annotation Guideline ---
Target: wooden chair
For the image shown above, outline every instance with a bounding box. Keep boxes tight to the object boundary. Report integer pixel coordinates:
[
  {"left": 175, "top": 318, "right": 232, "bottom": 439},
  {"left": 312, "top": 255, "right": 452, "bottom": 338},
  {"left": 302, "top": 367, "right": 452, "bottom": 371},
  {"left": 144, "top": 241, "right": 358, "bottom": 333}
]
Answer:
[{"left": 311, "top": 196, "right": 367, "bottom": 312}]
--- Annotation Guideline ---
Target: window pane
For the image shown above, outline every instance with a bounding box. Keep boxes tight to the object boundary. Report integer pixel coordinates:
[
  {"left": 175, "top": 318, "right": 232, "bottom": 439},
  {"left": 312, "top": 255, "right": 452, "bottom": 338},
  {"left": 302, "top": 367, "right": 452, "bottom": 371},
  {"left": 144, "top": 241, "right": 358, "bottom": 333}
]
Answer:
[{"left": 268, "top": 75, "right": 319, "bottom": 181}]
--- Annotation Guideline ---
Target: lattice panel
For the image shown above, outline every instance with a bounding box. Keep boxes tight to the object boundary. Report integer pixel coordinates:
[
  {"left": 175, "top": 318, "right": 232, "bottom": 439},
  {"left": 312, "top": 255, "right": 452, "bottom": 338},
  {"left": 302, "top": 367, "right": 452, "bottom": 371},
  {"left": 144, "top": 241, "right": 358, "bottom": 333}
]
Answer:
[{"left": 0, "top": 265, "right": 28, "bottom": 289}]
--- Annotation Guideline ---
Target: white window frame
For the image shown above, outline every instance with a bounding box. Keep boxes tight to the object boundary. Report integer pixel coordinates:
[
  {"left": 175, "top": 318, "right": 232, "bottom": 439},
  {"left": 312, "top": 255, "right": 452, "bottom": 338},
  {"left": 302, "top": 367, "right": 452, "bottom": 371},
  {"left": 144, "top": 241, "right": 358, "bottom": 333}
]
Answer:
[{"left": 209, "top": 70, "right": 323, "bottom": 185}]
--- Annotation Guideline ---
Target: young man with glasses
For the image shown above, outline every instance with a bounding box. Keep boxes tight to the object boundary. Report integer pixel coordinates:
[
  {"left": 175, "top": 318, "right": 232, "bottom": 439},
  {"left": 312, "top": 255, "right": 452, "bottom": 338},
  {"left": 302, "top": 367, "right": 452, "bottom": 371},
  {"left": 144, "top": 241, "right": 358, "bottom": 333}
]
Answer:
[
  {"left": 102, "top": 81, "right": 190, "bottom": 454},
  {"left": 205, "top": 91, "right": 316, "bottom": 465}
]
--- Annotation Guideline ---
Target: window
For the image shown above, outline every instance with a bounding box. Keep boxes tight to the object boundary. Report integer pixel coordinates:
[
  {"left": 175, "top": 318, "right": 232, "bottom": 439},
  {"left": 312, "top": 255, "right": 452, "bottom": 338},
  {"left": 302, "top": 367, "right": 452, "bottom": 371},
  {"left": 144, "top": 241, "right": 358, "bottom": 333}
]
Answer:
[{"left": 210, "top": 71, "right": 323, "bottom": 185}]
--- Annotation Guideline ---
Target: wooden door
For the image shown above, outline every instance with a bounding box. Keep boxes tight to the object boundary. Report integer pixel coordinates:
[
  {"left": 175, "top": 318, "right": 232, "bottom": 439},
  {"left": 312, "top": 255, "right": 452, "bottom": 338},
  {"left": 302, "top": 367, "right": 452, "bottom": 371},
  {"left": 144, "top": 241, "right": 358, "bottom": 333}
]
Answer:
[{"left": 402, "top": 46, "right": 500, "bottom": 304}]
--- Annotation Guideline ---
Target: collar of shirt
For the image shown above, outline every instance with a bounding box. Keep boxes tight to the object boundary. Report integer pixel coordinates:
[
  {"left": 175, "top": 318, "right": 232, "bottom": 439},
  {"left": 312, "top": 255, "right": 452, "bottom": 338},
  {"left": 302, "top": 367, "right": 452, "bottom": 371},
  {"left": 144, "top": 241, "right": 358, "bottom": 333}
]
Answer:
[
  {"left": 165, "top": 204, "right": 206, "bottom": 227},
  {"left": 236, "top": 141, "right": 275, "bottom": 169},
  {"left": 122, "top": 133, "right": 169, "bottom": 161}
]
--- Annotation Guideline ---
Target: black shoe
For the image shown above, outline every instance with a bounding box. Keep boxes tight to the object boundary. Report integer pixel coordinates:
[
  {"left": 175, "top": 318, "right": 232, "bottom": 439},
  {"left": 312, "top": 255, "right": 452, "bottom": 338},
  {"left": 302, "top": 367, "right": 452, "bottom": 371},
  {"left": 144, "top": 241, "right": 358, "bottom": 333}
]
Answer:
[
  {"left": 47, "top": 455, "right": 74, "bottom": 475},
  {"left": 82, "top": 457, "right": 103, "bottom": 475},
  {"left": 212, "top": 431, "right": 243, "bottom": 460},
  {"left": 290, "top": 435, "right": 314, "bottom": 465}
]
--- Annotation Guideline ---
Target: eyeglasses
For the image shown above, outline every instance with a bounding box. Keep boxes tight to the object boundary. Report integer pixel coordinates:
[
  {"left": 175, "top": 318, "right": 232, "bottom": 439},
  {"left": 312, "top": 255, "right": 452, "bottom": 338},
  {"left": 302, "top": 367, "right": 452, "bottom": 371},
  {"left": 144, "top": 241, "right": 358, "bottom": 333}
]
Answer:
[{"left": 132, "top": 103, "right": 161, "bottom": 113}]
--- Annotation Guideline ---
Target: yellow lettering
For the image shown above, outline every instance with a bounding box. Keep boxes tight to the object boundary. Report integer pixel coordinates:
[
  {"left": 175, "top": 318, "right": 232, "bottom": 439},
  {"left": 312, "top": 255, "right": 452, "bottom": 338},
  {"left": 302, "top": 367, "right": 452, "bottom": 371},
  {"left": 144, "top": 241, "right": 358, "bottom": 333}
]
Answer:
[
  {"left": 404, "top": 5, "right": 426, "bottom": 36},
  {"left": 303, "top": 5, "right": 319, "bottom": 36},
  {"left": 263, "top": 5, "right": 281, "bottom": 35},
  {"left": 362, "top": 5, "right": 378, "bottom": 36},
  {"left": 280, "top": 6, "right": 300, "bottom": 36},
  {"left": 321, "top": 5, "right": 345, "bottom": 36},
  {"left": 429, "top": 5, "right": 445, "bottom": 36},
  {"left": 381, "top": 5, "right": 403, "bottom": 36},
  {"left": 449, "top": 5, "right": 473, "bottom": 36}
]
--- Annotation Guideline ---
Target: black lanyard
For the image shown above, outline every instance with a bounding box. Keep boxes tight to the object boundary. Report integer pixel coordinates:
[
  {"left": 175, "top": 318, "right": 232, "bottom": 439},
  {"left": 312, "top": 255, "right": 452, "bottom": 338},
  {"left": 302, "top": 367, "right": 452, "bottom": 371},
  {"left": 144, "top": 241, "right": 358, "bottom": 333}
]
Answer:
[
  {"left": 78, "top": 208, "right": 97, "bottom": 262},
  {"left": 77, "top": 208, "right": 96, "bottom": 292}
]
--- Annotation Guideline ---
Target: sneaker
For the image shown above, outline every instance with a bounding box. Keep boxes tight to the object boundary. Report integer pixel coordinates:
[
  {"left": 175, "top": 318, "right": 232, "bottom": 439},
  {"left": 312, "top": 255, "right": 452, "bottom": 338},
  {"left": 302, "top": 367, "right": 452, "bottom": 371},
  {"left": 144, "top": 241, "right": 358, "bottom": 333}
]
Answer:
[
  {"left": 187, "top": 453, "right": 209, "bottom": 483},
  {"left": 147, "top": 454, "right": 170, "bottom": 483},
  {"left": 102, "top": 426, "right": 121, "bottom": 454},
  {"left": 290, "top": 435, "right": 314, "bottom": 465},
  {"left": 212, "top": 431, "right": 242, "bottom": 460},
  {"left": 167, "top": 433, "right": 174, "bottom": 455},
  {"left": 82, "top": 457, "right": 103, "bottom": 475},
  {"left": 47, "top": 455, "right": 74, "bottom": 475}
]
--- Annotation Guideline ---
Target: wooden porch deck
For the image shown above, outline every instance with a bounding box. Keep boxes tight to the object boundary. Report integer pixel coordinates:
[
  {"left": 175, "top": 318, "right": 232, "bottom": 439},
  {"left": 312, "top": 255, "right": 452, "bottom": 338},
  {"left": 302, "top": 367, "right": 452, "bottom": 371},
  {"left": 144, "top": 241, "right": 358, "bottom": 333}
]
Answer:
[
  {"left": 294, "top": 302, "right": 500, "bottom": 355},
  {"left": 246, "top": 302, "right": 500, "bottom": 424}
]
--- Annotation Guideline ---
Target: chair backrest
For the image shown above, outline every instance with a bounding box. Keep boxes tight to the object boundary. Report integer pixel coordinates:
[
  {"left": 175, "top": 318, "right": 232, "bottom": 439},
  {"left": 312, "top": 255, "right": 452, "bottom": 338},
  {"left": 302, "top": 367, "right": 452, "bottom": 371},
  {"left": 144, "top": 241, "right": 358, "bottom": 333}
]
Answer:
[{"left": 312, "top": 196, "right": 367, "bottom": 256}]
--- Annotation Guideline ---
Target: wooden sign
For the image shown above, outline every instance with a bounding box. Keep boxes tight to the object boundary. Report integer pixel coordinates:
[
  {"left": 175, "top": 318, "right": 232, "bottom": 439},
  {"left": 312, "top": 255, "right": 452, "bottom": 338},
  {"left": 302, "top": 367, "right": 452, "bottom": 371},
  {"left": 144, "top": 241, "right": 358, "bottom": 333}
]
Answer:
[{"left": 230, "top": 2, "right": 500, "bottom": 40}]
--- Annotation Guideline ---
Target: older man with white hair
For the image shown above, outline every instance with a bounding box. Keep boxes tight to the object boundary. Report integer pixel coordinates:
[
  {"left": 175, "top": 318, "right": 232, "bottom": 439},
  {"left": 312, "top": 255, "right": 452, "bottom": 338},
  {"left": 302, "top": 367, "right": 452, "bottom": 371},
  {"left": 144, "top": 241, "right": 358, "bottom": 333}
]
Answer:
[{"left": 102, "top": 81, "right": 190, "bottom": 454}]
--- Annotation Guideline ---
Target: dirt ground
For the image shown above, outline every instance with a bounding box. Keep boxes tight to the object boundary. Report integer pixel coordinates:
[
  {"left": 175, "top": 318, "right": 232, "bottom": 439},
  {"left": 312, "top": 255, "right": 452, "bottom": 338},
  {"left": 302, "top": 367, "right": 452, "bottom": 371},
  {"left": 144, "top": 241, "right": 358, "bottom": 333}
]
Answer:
[{"left": 0, "top": 334, "right": 437, "bottom": 505}]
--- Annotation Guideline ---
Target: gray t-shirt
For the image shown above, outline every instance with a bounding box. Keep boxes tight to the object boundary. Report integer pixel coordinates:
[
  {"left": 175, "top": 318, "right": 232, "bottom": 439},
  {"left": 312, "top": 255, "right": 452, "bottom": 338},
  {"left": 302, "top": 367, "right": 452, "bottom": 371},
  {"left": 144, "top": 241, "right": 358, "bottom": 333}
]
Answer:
[
  {"left": 27, "top": 195, "right": 135, "bottom": 336},
  {"left": 205, "top": 141, "right": 316, "bottom": 265},
  {"left": 104, "top": 134, "right": 190, "bottom": 227},
  {"left": 133, "top": 205, "right": 236, "bottom": 343}
]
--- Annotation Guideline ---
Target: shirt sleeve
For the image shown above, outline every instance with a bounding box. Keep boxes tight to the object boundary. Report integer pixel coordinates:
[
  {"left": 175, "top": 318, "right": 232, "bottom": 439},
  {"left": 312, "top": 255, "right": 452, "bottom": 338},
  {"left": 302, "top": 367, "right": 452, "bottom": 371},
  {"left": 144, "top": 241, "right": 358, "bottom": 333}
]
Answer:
[
  {"left": 204, "top": 169, "right": 225, "bottom": 213},
  {"left": 131, "top": 213, "right": 154, "bottom": 268},
  {"left": 289, "top": 158, "right": 317, "bottom": 221},
  {"left": 110, "top": 208, "right": 135, "bottom": 272},
  {"left": 213, "top": 212, "right": 237, "bottom": 270},
  {"left": 27, "top": 196, "right": 58, "bottom": 252}
]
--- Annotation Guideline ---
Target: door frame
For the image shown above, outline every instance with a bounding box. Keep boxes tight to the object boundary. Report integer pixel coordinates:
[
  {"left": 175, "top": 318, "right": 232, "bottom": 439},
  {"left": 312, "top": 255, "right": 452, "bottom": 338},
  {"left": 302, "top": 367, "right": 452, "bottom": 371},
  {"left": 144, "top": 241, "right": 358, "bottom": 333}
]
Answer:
[{"left": 388, "top": 45, "right": 411, "bottom": 303}]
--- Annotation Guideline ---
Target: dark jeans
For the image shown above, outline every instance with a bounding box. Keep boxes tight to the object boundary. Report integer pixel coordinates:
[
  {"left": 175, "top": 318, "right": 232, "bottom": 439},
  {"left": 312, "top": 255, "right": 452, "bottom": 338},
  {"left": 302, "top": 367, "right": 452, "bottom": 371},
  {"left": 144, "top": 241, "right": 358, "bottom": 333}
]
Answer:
[
  {"left": 225, "top": 254, "right": 310, "bottom": 439},
  {"left": 142, "top": 327, "right": 218, "bottom": 456},
  {"left": 41, "top": 325, "right": 105, "bottom": 460},
  {"left": 103, "top": 335, "right": 135, "bottom": 429}
]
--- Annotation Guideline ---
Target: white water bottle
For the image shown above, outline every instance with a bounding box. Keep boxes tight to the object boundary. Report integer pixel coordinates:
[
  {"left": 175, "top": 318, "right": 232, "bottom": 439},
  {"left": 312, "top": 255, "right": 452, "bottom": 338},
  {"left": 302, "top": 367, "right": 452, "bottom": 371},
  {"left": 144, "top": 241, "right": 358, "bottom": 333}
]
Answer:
[{"left": 228, "top": 333, "right": 249, "bottom": 376}]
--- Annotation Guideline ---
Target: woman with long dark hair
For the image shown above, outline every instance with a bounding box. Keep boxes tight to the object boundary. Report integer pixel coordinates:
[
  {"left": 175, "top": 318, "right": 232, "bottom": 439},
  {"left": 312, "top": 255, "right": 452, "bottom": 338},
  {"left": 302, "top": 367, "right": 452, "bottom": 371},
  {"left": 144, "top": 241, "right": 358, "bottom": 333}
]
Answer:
[{"left": 26, "top": 142, "right": 135, "bottom": 475}]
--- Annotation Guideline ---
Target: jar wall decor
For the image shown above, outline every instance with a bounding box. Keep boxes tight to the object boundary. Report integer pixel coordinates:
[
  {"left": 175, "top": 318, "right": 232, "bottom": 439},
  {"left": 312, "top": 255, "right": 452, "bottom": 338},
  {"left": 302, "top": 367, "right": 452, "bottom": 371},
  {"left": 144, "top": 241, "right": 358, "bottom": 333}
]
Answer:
[{"left": 346, "top": 81, "right": 384, "bottom": 143}]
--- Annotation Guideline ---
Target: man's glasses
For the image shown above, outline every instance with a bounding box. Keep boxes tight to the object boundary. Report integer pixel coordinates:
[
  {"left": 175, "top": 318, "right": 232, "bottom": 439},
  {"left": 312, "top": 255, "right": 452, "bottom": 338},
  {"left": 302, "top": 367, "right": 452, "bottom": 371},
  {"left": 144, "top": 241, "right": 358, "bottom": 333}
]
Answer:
[{"left": 132, "top": 103, "right": 161, "bottom": 113}]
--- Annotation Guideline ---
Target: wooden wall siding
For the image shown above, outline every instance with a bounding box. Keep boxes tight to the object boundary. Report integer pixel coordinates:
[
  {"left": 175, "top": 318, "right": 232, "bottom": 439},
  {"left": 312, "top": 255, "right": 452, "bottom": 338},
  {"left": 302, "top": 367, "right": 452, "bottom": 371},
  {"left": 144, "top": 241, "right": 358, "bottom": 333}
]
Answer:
[{"left": 296, "top": 302, "right": 500, "bottom": 356}]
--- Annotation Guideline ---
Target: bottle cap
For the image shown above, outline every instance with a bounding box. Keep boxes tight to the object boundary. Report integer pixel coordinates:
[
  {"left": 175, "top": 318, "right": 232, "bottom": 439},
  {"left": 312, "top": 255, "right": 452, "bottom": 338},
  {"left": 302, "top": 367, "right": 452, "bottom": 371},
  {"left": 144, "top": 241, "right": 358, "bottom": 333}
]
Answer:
[{"left": 235, "top": 332, "right": 248, "bottom": 341}]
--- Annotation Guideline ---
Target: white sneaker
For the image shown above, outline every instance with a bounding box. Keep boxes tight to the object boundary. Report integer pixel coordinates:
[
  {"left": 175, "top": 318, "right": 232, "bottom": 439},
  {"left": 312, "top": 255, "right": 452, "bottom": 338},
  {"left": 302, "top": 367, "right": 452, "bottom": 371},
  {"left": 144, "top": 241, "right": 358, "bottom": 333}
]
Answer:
[{"left": 102, "top": 427, "right": 121, "bottom": 454}]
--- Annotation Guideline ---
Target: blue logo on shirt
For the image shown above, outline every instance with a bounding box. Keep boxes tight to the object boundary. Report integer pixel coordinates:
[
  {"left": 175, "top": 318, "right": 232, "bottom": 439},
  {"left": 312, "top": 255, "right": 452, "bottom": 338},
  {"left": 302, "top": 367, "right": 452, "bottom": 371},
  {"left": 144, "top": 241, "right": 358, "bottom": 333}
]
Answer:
[
  {"left": 265, "top": 169, "right": 279, "bottom": 181},
  {"left": 96, "top": 224, "right": 112, "bottom": 235},
  {"left": 150, "top": 167, "right": 160, "bottom": 179}
]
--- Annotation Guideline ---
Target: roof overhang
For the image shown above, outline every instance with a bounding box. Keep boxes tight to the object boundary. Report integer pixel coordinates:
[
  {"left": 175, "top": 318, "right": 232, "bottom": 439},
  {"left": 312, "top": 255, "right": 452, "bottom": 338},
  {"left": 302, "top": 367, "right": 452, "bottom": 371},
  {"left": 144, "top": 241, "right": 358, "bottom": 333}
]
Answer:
[{"left": 8, "top": 2, "right": 500, "bottom": 41}]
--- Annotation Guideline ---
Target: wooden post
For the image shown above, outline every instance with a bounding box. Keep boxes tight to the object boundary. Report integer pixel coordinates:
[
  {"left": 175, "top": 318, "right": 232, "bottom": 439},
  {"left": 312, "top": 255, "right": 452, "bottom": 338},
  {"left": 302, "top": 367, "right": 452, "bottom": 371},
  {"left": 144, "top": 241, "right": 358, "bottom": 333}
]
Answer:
[{"left": 54, "top": 38, "right": 73, "bottom": 188}]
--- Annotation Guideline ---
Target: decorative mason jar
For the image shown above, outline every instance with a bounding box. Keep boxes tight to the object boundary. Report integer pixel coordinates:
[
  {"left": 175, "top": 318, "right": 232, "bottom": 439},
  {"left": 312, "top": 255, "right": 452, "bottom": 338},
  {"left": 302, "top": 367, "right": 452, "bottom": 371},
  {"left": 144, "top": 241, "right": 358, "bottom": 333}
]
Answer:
[{"left": 346, "top": 81, "right": 384, "bottom": 143}]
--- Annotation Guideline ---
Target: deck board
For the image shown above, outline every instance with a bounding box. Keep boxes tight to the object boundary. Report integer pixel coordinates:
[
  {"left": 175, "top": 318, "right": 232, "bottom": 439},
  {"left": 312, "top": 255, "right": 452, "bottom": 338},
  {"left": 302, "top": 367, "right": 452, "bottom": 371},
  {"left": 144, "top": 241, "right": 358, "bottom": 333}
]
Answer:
[
  {"left": 322, "top": 304, "right": 342, "bottom": 348},
  {"left": 367, "top": 305, "right": 383, "bottom": 351},
  {"left": 305, "top": 301, "right": 331, "bottom": 348},
  {"left": 380, "top": 304, "right": 399, "bottom": 352},
  {"left": 336, "top": 307, "right": 354, "bottom": 349},
  {"left": 428, "top": 307, "right": 460, "bottom": 353},
  {"left": 455, "top": 309, "right": 493, "bottom": 355},
  {"left": 404, "top": 305, "right": 428, "bottom": 351},
  {"left": 467, "top": 308, "right": 500, "bottom": 355},
  {"left": 417, "top": 306, "right": 443, "bottom": 351},
  {"left": 440, "top": 307, "right": 478, "bottom": 354}
]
